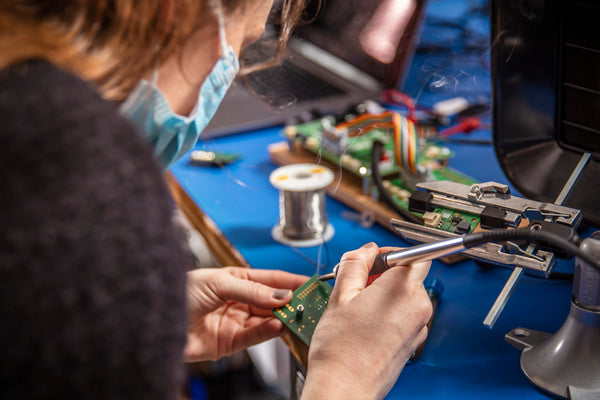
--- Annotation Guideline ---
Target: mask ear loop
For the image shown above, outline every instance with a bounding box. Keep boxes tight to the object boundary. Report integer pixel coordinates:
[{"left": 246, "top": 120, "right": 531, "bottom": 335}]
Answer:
[
  {"left": 149, "top": 69, "right": 159, "bottom": 87},
  {"left": 212, "top": 0, "right": 230, "bottom": 56},
  {"left": 152, "top": 0, "right": 228, "bottom": 94}
]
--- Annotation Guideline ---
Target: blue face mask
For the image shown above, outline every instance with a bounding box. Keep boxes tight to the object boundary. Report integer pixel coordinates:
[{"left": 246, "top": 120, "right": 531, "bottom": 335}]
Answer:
[{"left": 119, "top": 13, "right": 239, "bottom": 170}]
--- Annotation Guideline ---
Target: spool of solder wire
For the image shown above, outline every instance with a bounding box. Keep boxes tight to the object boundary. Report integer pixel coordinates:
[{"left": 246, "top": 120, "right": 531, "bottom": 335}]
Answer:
[{"left": 269, "top": 163, "right": 335, "bottom": 247}]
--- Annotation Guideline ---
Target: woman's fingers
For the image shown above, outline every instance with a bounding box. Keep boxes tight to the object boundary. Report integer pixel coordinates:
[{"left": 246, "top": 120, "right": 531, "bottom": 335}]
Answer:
[
  {"left": 226, "top": 267, "right": 309, "bottom": 290},
  {"left": 208, "top": 274, "right": 294, "bottom": 309},
  {"left": 332, "top": 242, "right": 380, "bottom": 303}
]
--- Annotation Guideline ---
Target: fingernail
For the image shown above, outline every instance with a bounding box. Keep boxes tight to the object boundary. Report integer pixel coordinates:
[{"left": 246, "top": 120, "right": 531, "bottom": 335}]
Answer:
[
  {"left": 362, "top": 242, "right": 376, "bottom": 249},
  {"left": 272, "top": 289, "right": 292, "bottom": 300}
]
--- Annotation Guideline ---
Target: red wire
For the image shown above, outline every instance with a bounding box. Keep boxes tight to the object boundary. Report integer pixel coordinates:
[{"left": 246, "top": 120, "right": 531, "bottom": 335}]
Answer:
[
  {"left": 381, "top": 89, "right": 417, "bottom": 122},
  {"left": 438, "top": 117, "right": 482, "bottom": 137}
]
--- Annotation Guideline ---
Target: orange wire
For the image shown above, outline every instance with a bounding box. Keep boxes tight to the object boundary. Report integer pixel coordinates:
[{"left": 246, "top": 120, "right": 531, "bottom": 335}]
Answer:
[
  {"left": 407, "top": 119, "right": 417, "bottom": 173},
  {"left": 334, "top": 111, "right": 418, "bottom": 173},
  {"left": 336, "top": 111, "right": 396, "bottom": 136},
  {"left": 392, "top": 113, "right": 403, "bottom": 171}
]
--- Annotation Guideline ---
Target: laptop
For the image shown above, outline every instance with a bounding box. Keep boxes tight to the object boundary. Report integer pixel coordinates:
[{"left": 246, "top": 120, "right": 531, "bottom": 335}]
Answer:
[{"left": 202, "top": 0, "right": 427, "bottom": 138}]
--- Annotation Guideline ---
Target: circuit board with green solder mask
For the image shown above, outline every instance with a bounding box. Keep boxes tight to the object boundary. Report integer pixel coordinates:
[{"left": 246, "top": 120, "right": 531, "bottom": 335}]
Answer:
[
  {"left": 283, "top": 114, "right": 481, "bottom": 235},
  {"left": 272, "top": 275, "right": 332, "bottom": 346}
]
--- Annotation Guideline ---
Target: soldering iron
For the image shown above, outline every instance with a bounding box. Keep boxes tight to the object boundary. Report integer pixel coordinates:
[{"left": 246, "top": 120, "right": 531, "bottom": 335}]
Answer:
[{"left": 319, "top": 228, "right": 600, "bottom": 281}]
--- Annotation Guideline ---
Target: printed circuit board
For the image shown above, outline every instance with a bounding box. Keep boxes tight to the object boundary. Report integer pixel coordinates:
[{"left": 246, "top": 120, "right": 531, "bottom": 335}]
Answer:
[
  {"left": 272, "top": 275, "right": 332, "bottom": 346},
  {"left": 284, "top": 112, "right": 482, "bottom": 235}
]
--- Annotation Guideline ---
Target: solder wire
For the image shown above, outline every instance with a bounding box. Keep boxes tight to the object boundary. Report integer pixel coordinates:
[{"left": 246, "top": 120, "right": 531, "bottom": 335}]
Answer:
[
  {"left": 270, "top": 164, "right": 335, "bottom": 248},
  {"left": 316, "top": 240, "right": 324, "bottom": 275},
  {"left": 278, "top": 189, "right": 329, "bottom": 240},
  {"left": 291, "top": 239, "right": 332, "bottom": 273}
]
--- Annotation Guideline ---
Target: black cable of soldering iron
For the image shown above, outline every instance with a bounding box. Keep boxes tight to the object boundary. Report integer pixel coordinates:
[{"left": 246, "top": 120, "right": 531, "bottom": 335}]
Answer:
[
  {"left": 463, "top": 228, "right": 600, "bottom": 272},
  {"left": 371, "top": 141, "right": 424, "bottom": 225},
  {"left": 365, "top": 228, "right": 600, "bottom": 280}
]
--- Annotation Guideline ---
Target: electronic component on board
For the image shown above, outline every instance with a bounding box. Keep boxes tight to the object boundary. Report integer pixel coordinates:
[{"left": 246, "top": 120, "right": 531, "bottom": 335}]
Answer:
[
  {"left": 321, "top": 117, "right": 348, "bottom": 156},
  {"left": 452, "top": 214, "right": 463, "bottom": 225},
  {"left": 189, "top": 150, "right": 240, "bottom": 166},
  {"left": 480, "top": 205, "right": 507, "bottom": 229},
  {"left": 454, "top": 220, "right": 471, "bottom": 234},
  {"left": 408, "top": 191, "right": 435, "bottom": 214},
  {"left": 422, "top": 211, "right": 442, "bottom": 228},
  {"left": 272, "top": 275, "right": 332, "bottom": 346}
]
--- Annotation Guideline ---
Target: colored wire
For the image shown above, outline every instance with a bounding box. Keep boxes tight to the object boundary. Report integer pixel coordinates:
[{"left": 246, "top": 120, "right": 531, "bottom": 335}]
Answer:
[
  {"left": 336, "top": 111, "right": 418, "bottom": 173},
  {"left": 371, "top": 141, "right": 423, "bottom": 225},
  {"left": 402, "top": 116, "right": 410, "bottom": 172},
  {"left": 438, "top": 116, "right": 482, "bottom": 137},
  {"left": 381, "top": 89, "right": 417, "bottom": 121},
  {"left": 392, "top": 113, "right": 402, "bottom": 173},
  {"left": 335, "top": 110, "right": 396, "bottom": 137},
  {"left": 408, "top": 117, "right": 418, "bottom": 170}
]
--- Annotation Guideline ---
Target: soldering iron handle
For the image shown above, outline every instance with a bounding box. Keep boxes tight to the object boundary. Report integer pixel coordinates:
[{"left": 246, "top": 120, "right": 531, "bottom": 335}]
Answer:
[
  {"left": 371, "top": 253, "right": 390, "bottom": 276},
  {"left": 369, "top": 237, "right": 467, "bottom": 277}
]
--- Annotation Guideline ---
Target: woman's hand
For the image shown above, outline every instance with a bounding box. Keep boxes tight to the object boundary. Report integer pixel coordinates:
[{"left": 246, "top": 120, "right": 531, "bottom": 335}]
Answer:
[
  {"left": 185, "top": 267, "right": 308, "bottom": 362},
  {"left": 302, "top": 242, "right": 433, "bottom": 400}
]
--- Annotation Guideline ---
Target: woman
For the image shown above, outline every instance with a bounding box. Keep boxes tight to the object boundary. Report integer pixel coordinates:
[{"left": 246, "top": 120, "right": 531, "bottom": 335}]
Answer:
[{"left": 0, "top": 1, "right": 432, "bottom": 399}]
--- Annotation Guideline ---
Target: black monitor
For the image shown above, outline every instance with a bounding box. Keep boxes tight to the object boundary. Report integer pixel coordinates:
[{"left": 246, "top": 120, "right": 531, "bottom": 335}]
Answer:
[
  {"left": 491, "top": 0, "right": 600, "bottom": 227},
  {"left": 295, "top": 0, "right": 427, "bottom": 88}
]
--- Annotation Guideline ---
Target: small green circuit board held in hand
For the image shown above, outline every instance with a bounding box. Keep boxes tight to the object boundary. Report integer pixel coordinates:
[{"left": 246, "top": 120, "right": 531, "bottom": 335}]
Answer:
[{"left": 272, "top": 274, "right": 332, "bottom": 346}]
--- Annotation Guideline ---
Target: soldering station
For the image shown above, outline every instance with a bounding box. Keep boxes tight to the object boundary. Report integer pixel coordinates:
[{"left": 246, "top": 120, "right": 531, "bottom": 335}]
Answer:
[{"left": 170, "top": 0, "right": 599, "bottom": 399}]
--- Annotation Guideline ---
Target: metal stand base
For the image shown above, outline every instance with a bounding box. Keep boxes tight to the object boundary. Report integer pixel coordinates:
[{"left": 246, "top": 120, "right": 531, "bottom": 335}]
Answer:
[{"left": 505, "top": 302, "right": 600, "bottom": 399}]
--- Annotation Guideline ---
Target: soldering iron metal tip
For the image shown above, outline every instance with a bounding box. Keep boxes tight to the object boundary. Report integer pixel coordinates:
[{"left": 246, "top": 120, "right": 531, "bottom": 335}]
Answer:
[{"left": 319, "top": 272, "right": 336, "bottom": 281}]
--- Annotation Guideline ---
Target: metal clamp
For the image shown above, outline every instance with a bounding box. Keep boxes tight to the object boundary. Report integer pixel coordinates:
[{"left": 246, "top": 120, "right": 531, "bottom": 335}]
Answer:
[
  {"left": 468, "top": 182, "right": 510, "bottom": 200},
  {"left": 392, "top": 179, "right": 583, "bottom": 328}
]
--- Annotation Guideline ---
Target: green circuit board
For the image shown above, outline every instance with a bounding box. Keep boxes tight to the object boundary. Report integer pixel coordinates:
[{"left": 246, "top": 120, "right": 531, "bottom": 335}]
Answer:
[
  {"left": 417, "top": 207, "right": 480, "bottom": 234},
  {"left": 285, "top": 116, "right": 481, "bottom": 234},
  {"left": 434, "top": 207, "right": 479, "bottom": 233},
  {"left": 287, "top": 120, "right": 456, "bottom": 177},
  {"left": 189, "top": 150, "right": 241, "bottom": 166},
  {"left": 272, "top": 274, "right": 332, "bottom": 346}
]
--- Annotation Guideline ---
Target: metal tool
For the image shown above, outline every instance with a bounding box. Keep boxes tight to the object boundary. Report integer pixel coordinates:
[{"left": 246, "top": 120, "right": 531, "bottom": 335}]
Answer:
[
  {"left": 319, "top": 227, "right": 600, "bottom": 341},
  {"left": 371, "top": 237, "right": 466, "bottom": 275},
  {"left": 389, "top": 180, "right": 583, "bottom": 328},
  {"left": 320, "top": 236, "right": 474, "bottom": 281},
  {"left": 318, "top": 271, "right": 337, "bottom": 281},
  {"left": 484, "top": 155, "right": 590, "bottom": 328},
  {"left": 505, "top": 233, "right": 600, "bottom": 399},
  {"left": 319, "top": 226, "right": 600, "bottom": 281}
]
